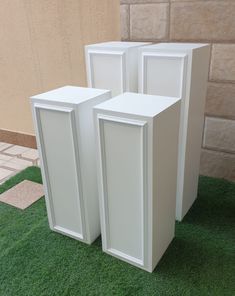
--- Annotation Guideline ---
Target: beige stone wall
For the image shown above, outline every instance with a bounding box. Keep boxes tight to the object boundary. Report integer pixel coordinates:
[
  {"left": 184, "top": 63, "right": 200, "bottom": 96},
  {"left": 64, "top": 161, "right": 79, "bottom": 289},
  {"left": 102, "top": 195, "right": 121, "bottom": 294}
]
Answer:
[
  {"left": 0, "top": 0, "right": 120, "bottom": 135},
  {"left": 120, "top": 0, "right": 235, "bottom": 181}
]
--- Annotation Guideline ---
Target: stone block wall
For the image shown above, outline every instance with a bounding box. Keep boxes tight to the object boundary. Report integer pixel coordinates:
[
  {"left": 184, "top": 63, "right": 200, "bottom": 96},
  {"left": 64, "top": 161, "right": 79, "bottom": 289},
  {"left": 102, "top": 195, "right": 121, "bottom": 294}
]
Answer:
[{"left": 120, "top": 0, "right": 235, "bottom": 181}]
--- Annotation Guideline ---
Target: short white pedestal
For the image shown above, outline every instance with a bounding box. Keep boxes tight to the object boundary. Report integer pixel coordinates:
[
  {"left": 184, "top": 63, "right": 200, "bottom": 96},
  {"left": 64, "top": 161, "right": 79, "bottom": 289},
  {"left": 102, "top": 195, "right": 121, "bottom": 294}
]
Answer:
[
  {"left": 31, "top": 86, "right": 111, "bottom": 244},
  {"left": 85, "top": 41, "right": 150, "bottom": 96},
  {"left": 139, "top": 43, "right": 210, "bottom": 221},
  {"left": 94, "top": 92, "right": 181, "bottom": 272}
]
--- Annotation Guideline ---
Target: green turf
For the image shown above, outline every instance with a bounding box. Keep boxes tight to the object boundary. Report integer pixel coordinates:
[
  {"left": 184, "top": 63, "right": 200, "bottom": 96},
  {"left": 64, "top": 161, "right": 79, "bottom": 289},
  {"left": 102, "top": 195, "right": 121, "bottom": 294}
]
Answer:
[{"left": 0, "top": 166, "right": 234, "bottom": 296}]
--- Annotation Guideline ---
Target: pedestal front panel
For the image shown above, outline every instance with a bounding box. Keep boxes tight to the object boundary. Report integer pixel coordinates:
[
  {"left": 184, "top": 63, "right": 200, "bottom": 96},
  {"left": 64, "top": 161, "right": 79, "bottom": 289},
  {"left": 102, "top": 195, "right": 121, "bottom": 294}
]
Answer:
[
  {"left": 35, "top": 104, "right": 84, "bottom": 240},
  {"left": 97, "top": 115, "right": 147, "bottom": 267},
  {"left": 140, "top": 53, "right": 187, "bottom": 98},
  {"left": 87, "top": 50, "right": 126, "bottom": 96},
  {"left": 139, "top": 51, "right": 189, "bottom": 221}
]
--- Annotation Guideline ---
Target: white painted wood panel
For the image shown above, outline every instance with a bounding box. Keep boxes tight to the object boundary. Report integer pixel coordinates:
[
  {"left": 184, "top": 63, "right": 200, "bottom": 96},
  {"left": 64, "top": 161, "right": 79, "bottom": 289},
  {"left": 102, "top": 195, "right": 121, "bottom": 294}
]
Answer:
[
  {"left": 141, "top": 53, "right": 187, "bottom": 98},
  {"left": 85, "top": 42, "right": 150, "bottom": 96},
  {"left": 139, "top": 43, "right": 210, "bottom": 221},
  {"left": 36, "top": 106, "right": 84, "bottom": 238},
  {"left": 100, "top": 118, "right": 145, "bottom": 265},
  {"left": 88, "top": 51, "right": 125, "bottom": 96},
  {"left": 94, "top": 92, "right": 181, "bottom": 272},
  {"left": 31, "top": 86, "right": 111, "bottom": 244}
]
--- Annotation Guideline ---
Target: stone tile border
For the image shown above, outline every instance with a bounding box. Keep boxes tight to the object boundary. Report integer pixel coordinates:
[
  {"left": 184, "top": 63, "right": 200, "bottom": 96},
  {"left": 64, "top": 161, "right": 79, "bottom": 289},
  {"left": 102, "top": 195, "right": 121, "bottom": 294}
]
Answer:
[
  {"left": 0, "top": 142, "right": 40, "bottom": 185},
  {"left": 0, "top": 180, "right": 44, "bottom": 209}
]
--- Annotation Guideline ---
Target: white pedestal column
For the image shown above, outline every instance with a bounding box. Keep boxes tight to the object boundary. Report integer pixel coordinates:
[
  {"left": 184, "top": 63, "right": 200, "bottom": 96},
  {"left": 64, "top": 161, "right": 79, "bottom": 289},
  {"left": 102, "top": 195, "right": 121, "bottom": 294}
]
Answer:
[
  {"left": 139, "top": 43, "right": 210, "bottom": 221},
  {"left": 31, "top": 86, "right": 111, "bottom": 244},
  {"left": 94, "top": 92, "right": 181, "bottom": 272},
  {"left": 85, "top": 41, "right": 150, "bottom": 97}
]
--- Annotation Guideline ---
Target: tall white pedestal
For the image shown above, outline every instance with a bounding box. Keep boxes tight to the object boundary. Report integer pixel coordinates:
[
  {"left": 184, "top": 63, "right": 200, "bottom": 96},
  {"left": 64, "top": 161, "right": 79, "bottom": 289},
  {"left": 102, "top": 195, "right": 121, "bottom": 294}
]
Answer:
[
  {"left": 139, "top": 43, "right": 210, "bottom": 221},
  {"left": 85, "top": 41, "right": 150, "bottom": 96},
  {"left": 94, "top": 92, "right": 181, "bottom": 272},
  {"left": 31, "top": 86, "right": 111, "bottom": 244}
]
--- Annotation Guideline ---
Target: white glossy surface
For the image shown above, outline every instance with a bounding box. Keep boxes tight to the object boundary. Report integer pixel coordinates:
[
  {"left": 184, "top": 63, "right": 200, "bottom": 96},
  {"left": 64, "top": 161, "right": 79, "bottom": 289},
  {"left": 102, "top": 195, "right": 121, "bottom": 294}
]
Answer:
[
  {"left": 31, "top": 85, "right": 109, "bottom": 104},
  {"left": 90, "top": 53, "right": 123, "bottom": 96},
  {"left": 85, "top": 41, "right": 150, "bottom": 96},
  {"left": 31, "top": 86, "right": 111, "bottom": 244},
  {"left": 104, "top": 120, "right": 143, "bottom": 261},
  {"left": 96, "top": 92, "right": 180, "bottom": 117},
  {"left": 144, "top": 54, "right": 186, "bottom": 98},
  {"left": 139, "top": 43, "right": 210, "bottom": 221},
  {"left": 88, "top": 41, "right": 150, "bottom": 48},
  {"left": 147, "top": 43, "right": 207, "bottom": 50},
  {"left": 39, "top": 107, "right": 83, "bottom": 236},
  {"left": 94, "top": 92, "right": 181, "bottom": 272}
]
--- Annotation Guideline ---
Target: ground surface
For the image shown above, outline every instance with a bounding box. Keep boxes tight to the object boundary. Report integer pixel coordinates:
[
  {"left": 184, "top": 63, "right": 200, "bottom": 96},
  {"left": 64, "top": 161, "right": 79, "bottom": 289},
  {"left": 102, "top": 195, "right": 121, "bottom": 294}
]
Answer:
[{"left": 0, "top": 166, "right": 234, "bottom": 296}]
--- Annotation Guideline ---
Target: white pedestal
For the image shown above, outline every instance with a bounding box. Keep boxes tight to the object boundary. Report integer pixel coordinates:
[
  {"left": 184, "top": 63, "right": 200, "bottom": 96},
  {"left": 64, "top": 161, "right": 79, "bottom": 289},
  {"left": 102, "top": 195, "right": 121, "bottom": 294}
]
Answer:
[
  {"left": 31, "top": 86, "right": 111, "bottom": 244},
  {"left": 139, "top": 43, "right": 210, "bottom": 221},
  {"left": 94, "top": 92, "right": 181, "bottom": 272},
  {"left": 85, "top": 41, "right": 150, "bottom": 97}
]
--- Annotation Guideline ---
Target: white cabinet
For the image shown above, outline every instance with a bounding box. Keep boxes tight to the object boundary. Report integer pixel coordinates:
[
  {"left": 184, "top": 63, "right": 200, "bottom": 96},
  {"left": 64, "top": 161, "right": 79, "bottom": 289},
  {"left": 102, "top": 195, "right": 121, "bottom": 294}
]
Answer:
[
  {"left": 139, "top": 43, "right": 210, "bottom": 221},
  {"left": 85, "top": 41, "right": 150, "bottom": 97},
  {"left": 31, "top": 86, "right": 111, "bottom": 244},
  {"left": 94, "top": 92, "right": 181, "bottom": 272}
]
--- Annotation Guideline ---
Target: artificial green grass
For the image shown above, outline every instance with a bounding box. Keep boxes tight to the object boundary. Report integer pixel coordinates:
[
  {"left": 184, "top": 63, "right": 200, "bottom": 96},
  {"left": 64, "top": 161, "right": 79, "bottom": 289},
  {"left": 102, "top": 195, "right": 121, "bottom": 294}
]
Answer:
[{"left": 0, "top": 166, "right": 234, "bottom": 296}]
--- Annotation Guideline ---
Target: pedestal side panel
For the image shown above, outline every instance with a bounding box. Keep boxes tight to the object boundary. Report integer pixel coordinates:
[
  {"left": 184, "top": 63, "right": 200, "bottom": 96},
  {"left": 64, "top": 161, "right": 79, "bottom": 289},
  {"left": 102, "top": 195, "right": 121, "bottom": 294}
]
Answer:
[
  {"left": 98, "top": 116, "right": 147, "bottom": 266},
  {"left": 35, "top": 105, "right": 83, "bottom": 239},
  {"left": 87, "top": 50, "right": 126, "bottom": 96}
]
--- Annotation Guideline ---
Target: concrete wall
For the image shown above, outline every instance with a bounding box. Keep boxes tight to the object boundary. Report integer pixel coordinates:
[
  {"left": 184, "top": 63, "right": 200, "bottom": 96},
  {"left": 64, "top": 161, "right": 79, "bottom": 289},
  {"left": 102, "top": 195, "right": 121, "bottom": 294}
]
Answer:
[
  {"left": 120, "top": 0, "right": 235, "bottom": 181},
  {"left": 0, "top": 0, "right": 120, "bottom": 135}
]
